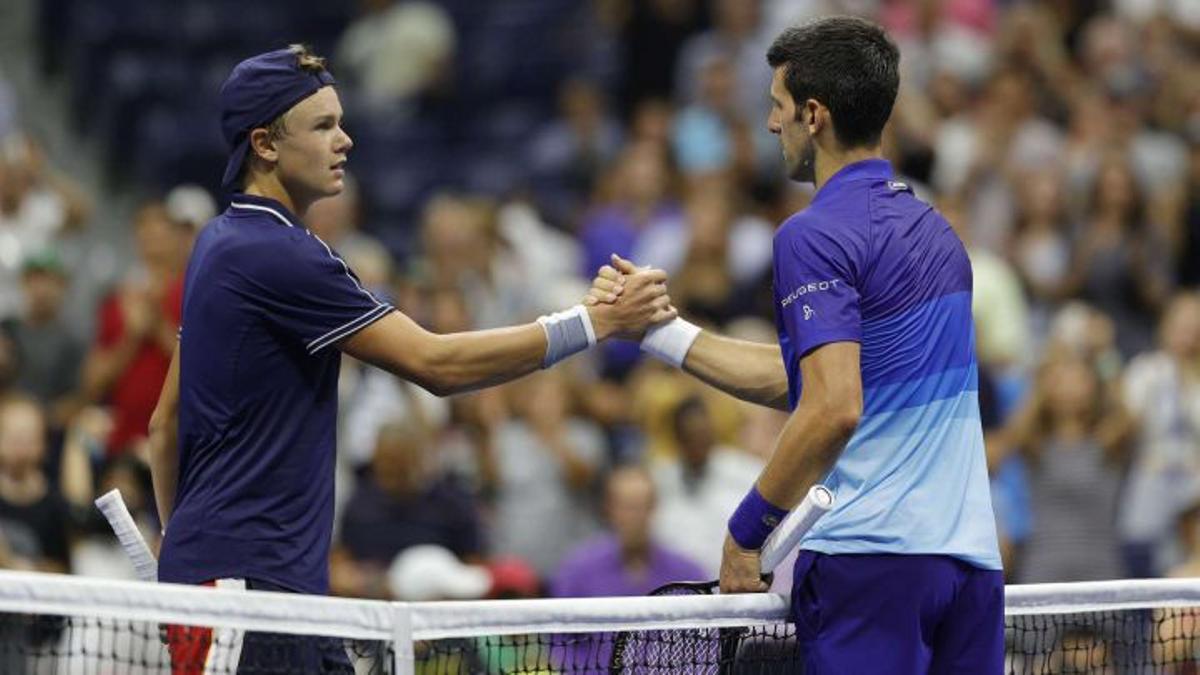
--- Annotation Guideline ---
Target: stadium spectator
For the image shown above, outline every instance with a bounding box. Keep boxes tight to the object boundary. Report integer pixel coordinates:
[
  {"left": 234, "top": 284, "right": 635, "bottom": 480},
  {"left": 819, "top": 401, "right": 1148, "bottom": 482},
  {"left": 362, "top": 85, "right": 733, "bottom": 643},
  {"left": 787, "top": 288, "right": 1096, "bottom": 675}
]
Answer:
[
  {"left": 934, "top": 68, "right": 1064, "bottom": 253},
  {"left": 81, "top": 201, "right": 189, "bottom": 456},
  {"left": 528, "top": 78, "right": 624, "bottom": 228},
  {"left": 671, "top": 55, "right": 747, "bottom": 181},
  {"left": 305, "top": 175, "right": 390, "bottom": 294},
  {"left": 552, "top": 465, "right": 704, "bottom": 598},
  {"left": 635, "top": 186, "right": 771, "bottom": 326},
  {"left": 1008, "top": 168, "right": 1074, "bottom": 341},
  {"left": 335, "top": 0, "right": 456, "bottom": 110},
  {"left": 494, "top": 198, "right": 590, "bottom": 314},
  {"left": 5, "top": 250, "right": 82, "bottom": 425},
  {"left": 163, "top": 183, "right": 217, "bottom": 234},
  {"left": 1067, "top": 153, "right": 1171, "bottom": 358},
  {"left": 416, "top": 194, "right": 524, "bottom": 327},
  {"left": 70, "top": 451, "right": 157, "bottom": 580},
  {"left": 0, "top": 396, "right": 71, "bottom": 573},
  {"left": 652, "top": 396, "right": 762, "bottom": 575},
  {"left": 1120, "top": 292, "right": 1200, "bottom": 576},
  {"left": 0, "top": 134, "right": 91, "bottom": 320},
  {"left": 940, "top": 194, "right": 1031, "bottom": 374},
  {"left": 614, "top": 0, "right": 703, "bottom": 113},
  {"left": 578, "top": 141, "right": 682, "bottom": 378},
  {"left": 1006, "top": 353, "right": 1135, "bottom": 583},
  {"left": 487, "top": 370, "right": 606, "bottom": 578},
  {"left": 579, "top": 141, "right": 681, "bottom": 279},
  {"left": 675, "top": 0, "right": 769, "bottom": 122},
  {"left": 332, "top": 423, "right": 484, "bottom": 599}
]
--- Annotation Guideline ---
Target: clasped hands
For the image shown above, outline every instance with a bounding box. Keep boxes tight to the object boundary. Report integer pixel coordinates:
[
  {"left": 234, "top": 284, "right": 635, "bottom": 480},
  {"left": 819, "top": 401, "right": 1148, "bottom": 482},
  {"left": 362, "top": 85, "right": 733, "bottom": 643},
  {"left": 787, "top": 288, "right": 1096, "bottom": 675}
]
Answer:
[{"left": 583, "top": 253, "right": 677, "bottom": 340}]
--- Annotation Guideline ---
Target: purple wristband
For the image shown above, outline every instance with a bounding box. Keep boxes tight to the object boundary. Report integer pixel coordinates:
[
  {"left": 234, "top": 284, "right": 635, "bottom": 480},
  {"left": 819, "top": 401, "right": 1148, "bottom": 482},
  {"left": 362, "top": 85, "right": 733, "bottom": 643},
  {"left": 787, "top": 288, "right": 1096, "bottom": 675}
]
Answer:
[{"left": 727, "top": 486, "right": 789, "bottom": 551}]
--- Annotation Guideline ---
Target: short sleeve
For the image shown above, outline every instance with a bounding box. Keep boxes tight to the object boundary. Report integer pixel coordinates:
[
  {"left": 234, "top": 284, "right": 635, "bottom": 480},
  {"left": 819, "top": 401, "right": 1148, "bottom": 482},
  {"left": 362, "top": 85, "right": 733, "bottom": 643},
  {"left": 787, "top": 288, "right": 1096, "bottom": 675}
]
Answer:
[
  {"left": 257, "top": 235, "right": 393, "bottom": 354},
  {"left": 773, "top": 222, "right": 862, "bottom": 359}
]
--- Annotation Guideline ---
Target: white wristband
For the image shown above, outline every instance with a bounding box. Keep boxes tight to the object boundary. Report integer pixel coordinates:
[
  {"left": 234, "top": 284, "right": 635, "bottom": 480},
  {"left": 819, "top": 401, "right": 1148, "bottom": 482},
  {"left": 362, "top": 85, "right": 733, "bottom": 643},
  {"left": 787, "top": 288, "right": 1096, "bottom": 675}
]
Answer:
[
  {"left": 640, "top": 317, "right": 701, "bottom": 368},
  {"left": 537, "top": 304, "right": 597, "bottom": 368}
]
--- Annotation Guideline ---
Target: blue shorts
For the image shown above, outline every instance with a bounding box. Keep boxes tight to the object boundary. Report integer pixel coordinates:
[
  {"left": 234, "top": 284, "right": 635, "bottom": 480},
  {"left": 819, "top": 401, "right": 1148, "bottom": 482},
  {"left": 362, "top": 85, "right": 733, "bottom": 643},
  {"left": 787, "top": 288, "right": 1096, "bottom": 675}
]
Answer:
[{"left": 791, "top": 551, "right": 1004, "bottom": 674}]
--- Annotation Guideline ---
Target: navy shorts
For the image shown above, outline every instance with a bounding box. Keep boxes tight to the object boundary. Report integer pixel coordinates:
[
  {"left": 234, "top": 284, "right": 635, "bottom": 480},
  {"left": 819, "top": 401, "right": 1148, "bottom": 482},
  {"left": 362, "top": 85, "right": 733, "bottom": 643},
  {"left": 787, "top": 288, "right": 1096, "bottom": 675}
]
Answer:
[
  {"left": 167, "top": 578, "right": 355, "bottom": 675},
  {"left": 790, "top": 551, "right": 1004, "bottom": 674}
]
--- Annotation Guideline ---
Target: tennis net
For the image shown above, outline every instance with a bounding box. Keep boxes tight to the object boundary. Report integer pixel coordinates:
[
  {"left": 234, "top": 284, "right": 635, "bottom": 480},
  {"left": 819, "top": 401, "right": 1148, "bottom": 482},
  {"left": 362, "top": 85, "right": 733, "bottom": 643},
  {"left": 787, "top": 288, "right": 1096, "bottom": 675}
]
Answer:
[{"left": 1, "top": 570, "right": 1200, "bottom": 673}]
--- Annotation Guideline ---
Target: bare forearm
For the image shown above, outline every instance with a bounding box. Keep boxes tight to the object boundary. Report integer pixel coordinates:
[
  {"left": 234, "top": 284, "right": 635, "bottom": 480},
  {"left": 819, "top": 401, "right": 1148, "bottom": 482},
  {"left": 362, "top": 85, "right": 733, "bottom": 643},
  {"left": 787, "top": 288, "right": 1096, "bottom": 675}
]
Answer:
[
  {"left": 755, "top": 402, "right": 857, "bottom": 509},
  {"left": 416, "top": 323, "right": 549, "bottom": 396},
  {"left": 148, "top": 419, "right": 178, "bottom": 527},
  {"left": 683, "top": 332, "right": 790, "bottom": 410},
  {"left": 148, "top": 348, "right": 181, "bottom": 528}
]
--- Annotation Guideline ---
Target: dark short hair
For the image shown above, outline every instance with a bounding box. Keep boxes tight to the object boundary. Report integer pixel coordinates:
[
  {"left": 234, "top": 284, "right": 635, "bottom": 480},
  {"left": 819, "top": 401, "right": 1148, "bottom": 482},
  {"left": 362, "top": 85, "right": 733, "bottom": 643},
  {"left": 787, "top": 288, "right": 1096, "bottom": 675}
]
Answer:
[{"left": 766, "top": 16, "right": 899, "bottom": 149}]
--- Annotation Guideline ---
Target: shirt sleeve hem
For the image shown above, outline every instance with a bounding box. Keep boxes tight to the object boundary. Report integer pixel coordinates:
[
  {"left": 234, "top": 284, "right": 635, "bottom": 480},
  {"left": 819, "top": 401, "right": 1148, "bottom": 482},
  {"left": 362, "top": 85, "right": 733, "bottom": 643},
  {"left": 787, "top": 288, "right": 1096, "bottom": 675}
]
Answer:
[
  {"left": 794, "top": 330, "right": 862, "bottom": 360},
  {"left": 306, "top": 304, "right": 395, "bottom": 354}
]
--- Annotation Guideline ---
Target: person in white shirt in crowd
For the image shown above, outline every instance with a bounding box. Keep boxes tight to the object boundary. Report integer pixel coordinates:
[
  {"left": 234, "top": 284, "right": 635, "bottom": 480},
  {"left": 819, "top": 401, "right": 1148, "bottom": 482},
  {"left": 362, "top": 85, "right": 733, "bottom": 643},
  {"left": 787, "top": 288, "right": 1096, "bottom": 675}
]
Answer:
[
  {"left": 486, "top": 369, "right": 606, "bottom": 578},
  {"left": 1120, "top": 292, "right": 1200, "bottom": 576},
  {"left": 0, "top": 134, "right": 91, "bottom": 320},
  {"left": 652, "top": 395, "right": 763, "bottom": 576}
]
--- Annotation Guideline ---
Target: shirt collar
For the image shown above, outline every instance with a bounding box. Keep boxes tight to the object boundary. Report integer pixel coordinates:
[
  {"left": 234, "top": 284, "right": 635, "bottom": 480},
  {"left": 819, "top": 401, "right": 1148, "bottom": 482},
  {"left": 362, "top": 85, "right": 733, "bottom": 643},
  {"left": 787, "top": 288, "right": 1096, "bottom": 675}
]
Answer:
[
  {"left": 228, "top": 193, "right": 304, "bottom": 229},
  {"left": 812, "top": 158, "right": 893, "bottom": 204}
]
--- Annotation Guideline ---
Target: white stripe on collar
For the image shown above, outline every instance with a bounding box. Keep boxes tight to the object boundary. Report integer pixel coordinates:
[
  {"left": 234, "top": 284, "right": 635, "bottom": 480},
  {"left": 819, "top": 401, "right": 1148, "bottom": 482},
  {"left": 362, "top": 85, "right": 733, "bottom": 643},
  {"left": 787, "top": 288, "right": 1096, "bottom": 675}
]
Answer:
[{"left": 230, "top": 201, "right": 295, "bottom": 228}]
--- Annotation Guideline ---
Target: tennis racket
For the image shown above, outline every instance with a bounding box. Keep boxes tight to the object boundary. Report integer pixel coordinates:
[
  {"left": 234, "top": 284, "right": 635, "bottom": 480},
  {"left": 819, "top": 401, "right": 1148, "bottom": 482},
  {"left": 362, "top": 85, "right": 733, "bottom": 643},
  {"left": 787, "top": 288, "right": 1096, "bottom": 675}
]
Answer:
[
  {"left": 95, "top": 489, "right": 158, "bottom": 582},
  {"left": 609, "top": 484, "right": 833, "bottom": 675}
]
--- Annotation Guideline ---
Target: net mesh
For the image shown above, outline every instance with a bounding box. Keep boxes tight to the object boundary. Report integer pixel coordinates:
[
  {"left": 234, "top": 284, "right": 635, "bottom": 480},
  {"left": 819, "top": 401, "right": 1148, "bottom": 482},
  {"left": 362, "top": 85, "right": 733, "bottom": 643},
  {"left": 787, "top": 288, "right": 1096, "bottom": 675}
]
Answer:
[
  {"left": 0, "top": 613, "right": 390, "bottom": 674},
  {"left": 1, "top": 572, "right": 1200, "bottom": 673}
]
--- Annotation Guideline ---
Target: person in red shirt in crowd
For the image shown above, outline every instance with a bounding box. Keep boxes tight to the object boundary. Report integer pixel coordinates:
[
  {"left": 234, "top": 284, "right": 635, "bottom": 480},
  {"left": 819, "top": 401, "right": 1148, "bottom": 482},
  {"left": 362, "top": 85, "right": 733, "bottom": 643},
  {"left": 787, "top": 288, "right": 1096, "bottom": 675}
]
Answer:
[{"left": 82, "top": 201, "right": 191, "bottom": 456}]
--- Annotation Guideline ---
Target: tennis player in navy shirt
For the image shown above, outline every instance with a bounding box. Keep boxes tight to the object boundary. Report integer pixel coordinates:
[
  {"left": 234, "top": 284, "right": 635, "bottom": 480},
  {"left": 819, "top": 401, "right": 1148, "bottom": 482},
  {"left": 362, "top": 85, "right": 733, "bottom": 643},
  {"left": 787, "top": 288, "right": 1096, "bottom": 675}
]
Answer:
[
  {"left": 146, "top": 45, "right": 674, "bottom": 674},
  {"left": 591, "top": 17, "right": 1003, "bottom": 674}
]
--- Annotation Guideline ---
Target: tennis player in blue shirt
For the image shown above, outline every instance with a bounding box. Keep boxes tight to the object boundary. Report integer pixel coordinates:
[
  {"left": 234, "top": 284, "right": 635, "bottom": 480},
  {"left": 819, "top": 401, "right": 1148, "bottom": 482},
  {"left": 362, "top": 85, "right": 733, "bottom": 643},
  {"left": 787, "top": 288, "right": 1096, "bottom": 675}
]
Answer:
[
  {"left": 591, "top": 17, "right": 1003, "bottom": 674},
  {"left": 145, "top": 45, "right": 673, "bottom": 674}
]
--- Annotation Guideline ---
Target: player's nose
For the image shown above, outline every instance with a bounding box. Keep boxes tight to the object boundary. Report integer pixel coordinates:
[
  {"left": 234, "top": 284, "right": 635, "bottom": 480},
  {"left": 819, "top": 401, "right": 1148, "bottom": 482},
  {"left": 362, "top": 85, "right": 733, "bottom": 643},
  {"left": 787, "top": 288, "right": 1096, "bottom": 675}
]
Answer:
[{"left": 335, "top": 127, "right": 353, "bottom": 153}]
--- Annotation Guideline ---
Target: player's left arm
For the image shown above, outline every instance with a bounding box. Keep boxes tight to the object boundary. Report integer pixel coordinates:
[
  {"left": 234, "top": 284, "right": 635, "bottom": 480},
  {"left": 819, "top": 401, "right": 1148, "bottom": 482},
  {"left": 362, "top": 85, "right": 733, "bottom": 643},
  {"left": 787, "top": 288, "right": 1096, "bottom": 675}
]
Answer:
[
  {"left": 719, "top": 340, "right": 862, "bottom": 593},
  {"left": 147, "top": 345, "right": 181, "bottom": 529},
  {"left": 755, "top": 341, "right": 861, "bottom": 507}
]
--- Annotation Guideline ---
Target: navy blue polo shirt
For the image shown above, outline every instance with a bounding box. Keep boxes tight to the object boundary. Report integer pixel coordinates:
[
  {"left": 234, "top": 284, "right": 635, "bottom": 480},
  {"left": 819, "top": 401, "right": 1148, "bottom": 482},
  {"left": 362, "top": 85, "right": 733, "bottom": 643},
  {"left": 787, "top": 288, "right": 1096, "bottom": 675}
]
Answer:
[
  {"left": 159, "top": 193, "right": 394, "bottom": 593},
  {"left": 773, "top": 159, "right": 1000, "bottom": 570}
]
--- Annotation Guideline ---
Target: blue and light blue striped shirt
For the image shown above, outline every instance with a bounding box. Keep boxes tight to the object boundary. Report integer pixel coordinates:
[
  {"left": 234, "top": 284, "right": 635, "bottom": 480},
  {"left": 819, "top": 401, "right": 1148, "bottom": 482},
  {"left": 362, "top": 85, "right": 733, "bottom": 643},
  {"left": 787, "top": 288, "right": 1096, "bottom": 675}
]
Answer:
[{"left": 774, "top": 159, "right": 1001, "bottom": 570}]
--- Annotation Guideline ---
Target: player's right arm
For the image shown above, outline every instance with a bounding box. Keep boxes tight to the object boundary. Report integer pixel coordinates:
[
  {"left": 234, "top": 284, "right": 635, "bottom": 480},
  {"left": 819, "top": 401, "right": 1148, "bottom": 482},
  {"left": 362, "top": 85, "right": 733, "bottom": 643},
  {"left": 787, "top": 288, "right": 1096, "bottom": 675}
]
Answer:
[
  {"left": 341, "top": 267, "right": 674, "bottom": 397},
  {"left": 588, "top": 255, "right": 790, "bottom": 410},
  {"left": 681, "top": 332, "right": 790, "bottom": 411}
]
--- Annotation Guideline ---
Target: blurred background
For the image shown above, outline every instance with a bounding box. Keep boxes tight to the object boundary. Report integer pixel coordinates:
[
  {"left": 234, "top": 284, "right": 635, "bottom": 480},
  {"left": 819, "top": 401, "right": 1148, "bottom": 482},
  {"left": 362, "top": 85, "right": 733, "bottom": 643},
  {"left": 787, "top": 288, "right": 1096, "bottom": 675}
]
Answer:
[{"left": 0, "top": 0, "right": 1197, "bottom": 605}]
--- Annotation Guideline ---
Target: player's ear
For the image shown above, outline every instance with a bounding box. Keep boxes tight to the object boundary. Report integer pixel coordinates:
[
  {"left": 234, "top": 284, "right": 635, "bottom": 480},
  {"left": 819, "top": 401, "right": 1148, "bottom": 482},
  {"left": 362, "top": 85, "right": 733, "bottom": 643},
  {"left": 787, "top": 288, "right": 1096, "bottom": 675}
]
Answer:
[
  {"left": 803, "top": 100, "right": 821, "bottom": 134},
  {"left": 248, "top": 127, "right": 279, "bottom": 163}
]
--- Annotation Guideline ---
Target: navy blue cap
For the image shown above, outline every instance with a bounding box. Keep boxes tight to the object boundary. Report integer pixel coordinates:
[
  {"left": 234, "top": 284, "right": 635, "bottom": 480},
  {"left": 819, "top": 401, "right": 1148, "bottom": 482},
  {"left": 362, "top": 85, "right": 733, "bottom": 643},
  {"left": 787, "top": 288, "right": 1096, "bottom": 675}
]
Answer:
[{"left": 219, "top": 48, "right": 336, "bottom": 192}]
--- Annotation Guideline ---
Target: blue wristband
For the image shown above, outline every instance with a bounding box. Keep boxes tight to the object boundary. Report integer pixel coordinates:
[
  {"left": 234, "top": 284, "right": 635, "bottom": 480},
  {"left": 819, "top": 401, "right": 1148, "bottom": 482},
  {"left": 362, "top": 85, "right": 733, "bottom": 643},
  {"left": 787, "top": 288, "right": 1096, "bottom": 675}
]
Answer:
[{"left": 728, "top": 487, "right": 789, "bottom": 551}]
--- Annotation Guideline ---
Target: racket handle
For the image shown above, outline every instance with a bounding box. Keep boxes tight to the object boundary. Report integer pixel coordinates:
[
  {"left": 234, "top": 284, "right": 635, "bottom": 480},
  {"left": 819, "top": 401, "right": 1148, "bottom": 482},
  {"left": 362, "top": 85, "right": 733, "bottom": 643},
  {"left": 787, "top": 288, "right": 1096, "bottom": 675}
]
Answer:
[
  {"left": 760, "top": 485, "right": 834, "bottom": 573},
  {"left": 95, "top": 489, "right": 158, "bottom": 583}
]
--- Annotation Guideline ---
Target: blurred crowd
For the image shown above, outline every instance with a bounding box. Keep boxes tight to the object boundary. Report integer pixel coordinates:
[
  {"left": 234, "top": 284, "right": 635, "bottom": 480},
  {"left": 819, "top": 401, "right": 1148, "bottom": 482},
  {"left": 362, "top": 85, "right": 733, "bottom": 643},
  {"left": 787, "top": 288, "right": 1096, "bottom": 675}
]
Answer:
[{"left": 0, "top": 0, "right": 1198, "bottom": 608}]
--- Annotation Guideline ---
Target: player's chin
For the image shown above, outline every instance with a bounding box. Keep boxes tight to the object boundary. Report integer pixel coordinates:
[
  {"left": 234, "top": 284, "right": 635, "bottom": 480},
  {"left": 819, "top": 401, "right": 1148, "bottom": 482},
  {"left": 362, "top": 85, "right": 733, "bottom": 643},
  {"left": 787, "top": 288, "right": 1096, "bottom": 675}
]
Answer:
[{"left": 322, "top": 174, "right": 346, "bottom": 196}]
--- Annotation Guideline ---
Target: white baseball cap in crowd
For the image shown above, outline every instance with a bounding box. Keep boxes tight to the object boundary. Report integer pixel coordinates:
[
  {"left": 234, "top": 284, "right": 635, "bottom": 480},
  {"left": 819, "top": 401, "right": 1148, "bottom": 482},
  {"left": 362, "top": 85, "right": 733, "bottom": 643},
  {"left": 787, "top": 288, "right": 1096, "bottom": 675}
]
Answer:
[{"left": 387, "top": 545, "right": 492, "bottom": 602}]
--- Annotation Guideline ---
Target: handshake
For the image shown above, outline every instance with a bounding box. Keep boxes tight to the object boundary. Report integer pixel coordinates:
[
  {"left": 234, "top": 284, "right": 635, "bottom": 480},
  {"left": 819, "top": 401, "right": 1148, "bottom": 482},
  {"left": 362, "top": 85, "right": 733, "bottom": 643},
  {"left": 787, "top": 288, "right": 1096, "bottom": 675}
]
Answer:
[
  {"left": 581, "top": 253, "right": 674, "bottom": 341},
  {"left": 577, "top": 254, "right": 701, "bottom": 368}
]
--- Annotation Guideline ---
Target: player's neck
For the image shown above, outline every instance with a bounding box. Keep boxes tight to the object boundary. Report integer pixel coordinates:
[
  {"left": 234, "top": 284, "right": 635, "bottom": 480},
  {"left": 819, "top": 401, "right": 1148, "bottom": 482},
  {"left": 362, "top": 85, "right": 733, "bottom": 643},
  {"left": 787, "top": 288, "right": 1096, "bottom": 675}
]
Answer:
[
  {"left": 813, "top": 146, "right": 884, "bottom": 191},
  {"left": 243, "top": 174, "right": 311, "bottom": 218}
]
